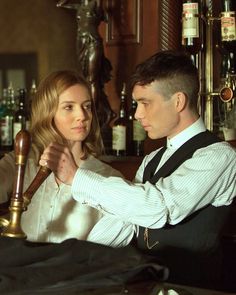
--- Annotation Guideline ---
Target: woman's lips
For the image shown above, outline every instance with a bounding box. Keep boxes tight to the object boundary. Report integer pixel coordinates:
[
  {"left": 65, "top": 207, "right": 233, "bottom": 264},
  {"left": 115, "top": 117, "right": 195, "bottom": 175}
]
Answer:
[{"left": 72, "top": 126, "right": 86, "bottom": 132}]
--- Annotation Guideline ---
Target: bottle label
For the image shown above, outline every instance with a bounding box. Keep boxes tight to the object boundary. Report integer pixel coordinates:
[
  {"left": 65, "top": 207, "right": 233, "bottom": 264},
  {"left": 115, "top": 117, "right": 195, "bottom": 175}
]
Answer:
[
  {"left": 182, "top": 2, "right": 199, "bottom": 38},
  {"left": 133, "top": 120, "right": 146, "bottom": 141},
  {"left": 0, "top": 117, "right": 13, "bottom": 146},
  {"left": 26, "top": 120, "right": 30, "bottom": 130},
  {"left": 13, "top": 122, "right": 22, "bottom": 139},
  {"left": 112, "top": 125, "right": 126, "bottom": 150},
  {"left": 221, "top": 12, "right": 236, "bottom": 42}
]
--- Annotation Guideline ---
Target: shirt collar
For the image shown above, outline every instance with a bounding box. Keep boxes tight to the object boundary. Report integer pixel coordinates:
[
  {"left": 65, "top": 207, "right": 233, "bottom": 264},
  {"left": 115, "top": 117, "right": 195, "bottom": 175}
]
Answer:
[{"left": 167, "top": 117, "right": 207, "bottom": 149}]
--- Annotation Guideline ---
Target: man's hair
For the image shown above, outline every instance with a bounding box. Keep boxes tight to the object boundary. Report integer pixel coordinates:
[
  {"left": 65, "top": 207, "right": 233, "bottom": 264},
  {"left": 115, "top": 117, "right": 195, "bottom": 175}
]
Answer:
[
  {"left": 130, "top": 50, "right": 200, "bottom": 110},
  {"left": 30, "top": 70, "right": 104, "bottom": 162}
]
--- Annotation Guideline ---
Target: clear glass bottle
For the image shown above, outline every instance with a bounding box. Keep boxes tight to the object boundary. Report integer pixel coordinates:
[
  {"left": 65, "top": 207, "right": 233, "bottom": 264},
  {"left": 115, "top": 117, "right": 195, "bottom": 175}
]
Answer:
[
  {"left": 182, "top": 0, "right": 203, "bottom": 55},
  {"left": 221, "top": 0, "right": 236, "bottom": 53},
  {"left": 112, "top": 83, "right": 128, "bottom": 156}
]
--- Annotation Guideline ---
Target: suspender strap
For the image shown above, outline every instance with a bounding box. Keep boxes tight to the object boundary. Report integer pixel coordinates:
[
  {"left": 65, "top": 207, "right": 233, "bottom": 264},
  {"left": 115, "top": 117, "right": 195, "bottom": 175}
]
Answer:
[
  {"left": 143, "top": 130, "right": 221, "bottom": 184},
  {"left": 142, "top": 146, "right": 167, "bottom": 182}
]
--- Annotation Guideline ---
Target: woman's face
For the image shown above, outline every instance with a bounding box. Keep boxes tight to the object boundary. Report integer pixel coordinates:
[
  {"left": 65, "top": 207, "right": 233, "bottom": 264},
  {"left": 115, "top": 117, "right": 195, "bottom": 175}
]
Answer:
[{"left": 54, "top": 84, "right": 92, "bottom": 144}]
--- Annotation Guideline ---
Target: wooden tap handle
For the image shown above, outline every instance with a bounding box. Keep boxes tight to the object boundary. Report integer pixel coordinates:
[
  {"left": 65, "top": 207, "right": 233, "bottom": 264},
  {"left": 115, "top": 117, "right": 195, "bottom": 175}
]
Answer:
[
  {"left": 15, "top": 129, "right": 31, "bottom": 158},
  {"left": 23, "top": 166, "right": 52, "bottom": 207},
  {"left": 13, "top": 130, "right": 31, "bottom": 201}
]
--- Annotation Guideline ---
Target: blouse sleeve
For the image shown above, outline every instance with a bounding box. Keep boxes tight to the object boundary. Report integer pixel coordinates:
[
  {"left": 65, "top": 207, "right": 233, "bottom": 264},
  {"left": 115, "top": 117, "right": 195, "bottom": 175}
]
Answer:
[{"left": 0, "top": 151, "right": 15, "bottom": 203}]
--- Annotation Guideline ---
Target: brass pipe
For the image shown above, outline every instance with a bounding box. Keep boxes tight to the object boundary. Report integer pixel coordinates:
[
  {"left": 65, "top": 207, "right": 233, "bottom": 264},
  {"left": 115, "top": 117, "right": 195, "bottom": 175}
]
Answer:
[{"left": 204, "top": 0, "right": 214, "bottom": 131}]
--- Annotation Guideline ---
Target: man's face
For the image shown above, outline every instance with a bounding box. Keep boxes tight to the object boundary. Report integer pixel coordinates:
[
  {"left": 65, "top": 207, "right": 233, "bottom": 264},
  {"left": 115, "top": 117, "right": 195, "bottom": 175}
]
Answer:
[{"left": 133, "top": 81, "right": 179, "bottom": 139}]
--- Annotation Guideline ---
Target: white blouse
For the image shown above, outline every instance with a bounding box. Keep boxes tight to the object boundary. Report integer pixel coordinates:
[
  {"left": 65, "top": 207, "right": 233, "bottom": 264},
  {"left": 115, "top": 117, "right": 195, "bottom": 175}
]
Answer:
[{"left": 0, "top": 151, "right": 135, "bottom": 245}]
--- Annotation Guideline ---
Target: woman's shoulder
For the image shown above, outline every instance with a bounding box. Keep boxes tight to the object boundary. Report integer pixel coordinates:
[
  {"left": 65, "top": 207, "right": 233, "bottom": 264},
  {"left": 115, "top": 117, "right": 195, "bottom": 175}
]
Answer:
[{"left": 81, "top": 155, "right": 123, "bottom": 177}]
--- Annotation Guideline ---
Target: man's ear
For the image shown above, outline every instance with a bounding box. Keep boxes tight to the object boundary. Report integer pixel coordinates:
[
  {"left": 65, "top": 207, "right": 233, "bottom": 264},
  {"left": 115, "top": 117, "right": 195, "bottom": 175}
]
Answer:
[{"left": 175, "top": 92, "right": 187, "bottom": 112}]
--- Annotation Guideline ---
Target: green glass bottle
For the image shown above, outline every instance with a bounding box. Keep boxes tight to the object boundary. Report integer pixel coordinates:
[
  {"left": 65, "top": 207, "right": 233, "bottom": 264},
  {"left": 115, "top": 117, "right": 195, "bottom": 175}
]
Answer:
[
  {"left": 13, "top": 88, "right": 29, "bottom": 140},
  {"left": 0, "top": 85, "right": 15, "bottom": 150}
]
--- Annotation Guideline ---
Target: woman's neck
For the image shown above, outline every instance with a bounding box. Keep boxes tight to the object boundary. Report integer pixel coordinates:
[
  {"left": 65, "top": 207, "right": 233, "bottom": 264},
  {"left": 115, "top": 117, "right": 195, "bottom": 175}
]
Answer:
[
  {"left": 68, "top": 141, "right": 85, "bottom": 165},
  {"left": 55, "top": 141, "right": 85, "bottom": 186}
]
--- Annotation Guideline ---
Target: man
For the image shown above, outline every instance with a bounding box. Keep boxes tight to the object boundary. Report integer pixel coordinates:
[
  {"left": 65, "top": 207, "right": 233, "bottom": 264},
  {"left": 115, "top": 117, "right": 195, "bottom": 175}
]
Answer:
[{"left": 40, "top": 50, "right": 236, "bottom": 289}]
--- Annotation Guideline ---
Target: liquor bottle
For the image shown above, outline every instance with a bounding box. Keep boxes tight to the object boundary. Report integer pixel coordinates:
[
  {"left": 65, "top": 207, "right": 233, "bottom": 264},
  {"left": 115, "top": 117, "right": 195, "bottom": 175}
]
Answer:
[
  {"left": 8, "top": 83, "right": 17, "bottom": 112},
  {"left": 112, "top": 83, "right": 128, "bottom": 156},
  {"left": 25, "top": 79, "right": 37, "bottom": 128},
  {"left": 0, "top": 86, "right": 15, "bottom": 150},
  {"left": 220, "top": 0, "right": 236, "bottom": 53},
  {"left": 181, "top": 0, "right": 203, "bottom": 55},
  {"left": 128, "top": 99, "right": 146, "bottom": 156},
  {"left": 29, "top": 79, "right": 37, "bottom": 112},
  {"left": 13, "top": 88, "right": 29, "bottom": 140},
  {"left": 0, "top": 89, "right": 7, "bottom": 119}
]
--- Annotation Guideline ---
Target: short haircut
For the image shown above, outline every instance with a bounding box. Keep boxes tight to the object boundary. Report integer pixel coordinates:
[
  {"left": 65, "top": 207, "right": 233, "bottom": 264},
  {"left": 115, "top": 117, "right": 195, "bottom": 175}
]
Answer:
[{"left": 130, "top": 50, "right": 200, "bottom": 110}]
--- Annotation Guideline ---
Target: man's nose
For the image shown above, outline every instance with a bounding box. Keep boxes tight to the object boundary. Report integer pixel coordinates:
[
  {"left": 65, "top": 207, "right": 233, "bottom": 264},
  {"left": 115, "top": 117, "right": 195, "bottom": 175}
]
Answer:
[{"left": 134, "top": 104, "right": 143, "bottom": 121}]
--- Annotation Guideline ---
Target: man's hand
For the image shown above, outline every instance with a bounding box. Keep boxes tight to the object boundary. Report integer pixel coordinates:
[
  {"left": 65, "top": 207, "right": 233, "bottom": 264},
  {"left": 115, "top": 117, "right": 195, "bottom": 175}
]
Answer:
[{"left": 39, "top": 143, "right": 78, "bottom": 185}]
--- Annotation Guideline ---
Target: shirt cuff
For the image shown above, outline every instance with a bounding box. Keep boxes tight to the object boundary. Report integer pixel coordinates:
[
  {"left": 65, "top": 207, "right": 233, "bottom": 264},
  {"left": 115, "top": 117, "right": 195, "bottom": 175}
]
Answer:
[{"left": 71, "top": 168, "right": 104, "bottom": 207}]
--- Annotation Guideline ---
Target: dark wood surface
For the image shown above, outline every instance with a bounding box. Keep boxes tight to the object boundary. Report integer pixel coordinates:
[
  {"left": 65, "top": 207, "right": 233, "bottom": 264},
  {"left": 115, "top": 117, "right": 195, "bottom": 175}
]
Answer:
[
  {"left": 66, "top": 281, "right": 235, "bottom": 295},
  {"left": 100, "top": 155, "right": 143, "bottom": 180}
]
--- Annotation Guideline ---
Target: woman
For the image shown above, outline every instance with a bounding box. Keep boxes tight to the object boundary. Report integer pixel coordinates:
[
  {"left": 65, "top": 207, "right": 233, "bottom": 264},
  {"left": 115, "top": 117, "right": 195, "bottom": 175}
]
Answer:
[{"left": 0, "top": 70, "right": 129, "bottom": 245}]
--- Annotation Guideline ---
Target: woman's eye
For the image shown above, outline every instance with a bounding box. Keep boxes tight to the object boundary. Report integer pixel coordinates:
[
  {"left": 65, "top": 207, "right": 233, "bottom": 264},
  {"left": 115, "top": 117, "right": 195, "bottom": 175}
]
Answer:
[
  {"left": 64, "top": 104, "right": 73, "bottom": 110},
  {"left": 83, "top": 103, "right": 92, "bottom": 110}
]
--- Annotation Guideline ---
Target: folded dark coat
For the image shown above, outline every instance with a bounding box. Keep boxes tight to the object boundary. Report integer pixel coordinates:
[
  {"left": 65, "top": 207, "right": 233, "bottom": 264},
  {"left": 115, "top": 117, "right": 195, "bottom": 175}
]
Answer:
[{"left": 0, "top": 237, "right": 168, "bottom": 295}]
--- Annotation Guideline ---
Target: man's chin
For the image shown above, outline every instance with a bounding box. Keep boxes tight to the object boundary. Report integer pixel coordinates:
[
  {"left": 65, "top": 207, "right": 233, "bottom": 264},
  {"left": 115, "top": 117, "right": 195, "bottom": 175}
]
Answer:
[
  {"left": 147, "top": 131, "right": 162, "bottom": 140},
  {"left": 147, "top": 132, "right": 156, "bottom": 139}
]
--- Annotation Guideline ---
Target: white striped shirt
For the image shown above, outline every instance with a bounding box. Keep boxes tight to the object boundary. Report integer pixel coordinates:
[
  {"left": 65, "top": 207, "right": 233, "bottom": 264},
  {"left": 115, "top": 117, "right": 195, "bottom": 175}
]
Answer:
[{"left": 72, "top": 118, "right": 236, "bottom": 245}]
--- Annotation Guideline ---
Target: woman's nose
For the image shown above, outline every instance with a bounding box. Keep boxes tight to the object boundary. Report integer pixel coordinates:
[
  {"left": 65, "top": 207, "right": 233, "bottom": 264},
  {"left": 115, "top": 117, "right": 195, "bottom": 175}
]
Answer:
[{"left": 75, "top": 107, "right": 86, "bottom": 121}]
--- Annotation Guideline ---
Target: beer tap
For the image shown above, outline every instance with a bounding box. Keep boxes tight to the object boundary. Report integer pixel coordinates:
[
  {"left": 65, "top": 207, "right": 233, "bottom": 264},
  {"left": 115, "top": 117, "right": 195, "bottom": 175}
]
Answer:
[{"left": 0, "top": 130, "right": 52, "bottom": 238}]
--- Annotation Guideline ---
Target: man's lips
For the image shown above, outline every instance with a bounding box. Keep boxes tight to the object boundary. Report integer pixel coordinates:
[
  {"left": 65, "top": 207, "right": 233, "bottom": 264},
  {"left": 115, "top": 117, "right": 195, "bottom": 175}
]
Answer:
[{"left": 141, "top": 124, "right": 150, "bottom": 130}]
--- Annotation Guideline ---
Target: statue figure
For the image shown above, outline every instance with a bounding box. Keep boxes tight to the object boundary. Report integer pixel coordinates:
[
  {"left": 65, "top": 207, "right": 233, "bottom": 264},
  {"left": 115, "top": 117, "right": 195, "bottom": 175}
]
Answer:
[{"left": 57, "top": 0, "right": 114, "bottom": 129}]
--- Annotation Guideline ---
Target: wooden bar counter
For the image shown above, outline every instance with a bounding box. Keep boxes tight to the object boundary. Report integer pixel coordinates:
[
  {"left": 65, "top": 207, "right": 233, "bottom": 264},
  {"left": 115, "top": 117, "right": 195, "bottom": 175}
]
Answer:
[{"left": 73, "top": 281, "right": 235, "bottom": 295}]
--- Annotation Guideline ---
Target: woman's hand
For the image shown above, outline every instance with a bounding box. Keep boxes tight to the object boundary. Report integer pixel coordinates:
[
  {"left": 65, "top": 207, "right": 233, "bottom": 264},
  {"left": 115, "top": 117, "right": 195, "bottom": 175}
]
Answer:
[{"left": 39, "top": 143, "right": 78, "bottom": 185}]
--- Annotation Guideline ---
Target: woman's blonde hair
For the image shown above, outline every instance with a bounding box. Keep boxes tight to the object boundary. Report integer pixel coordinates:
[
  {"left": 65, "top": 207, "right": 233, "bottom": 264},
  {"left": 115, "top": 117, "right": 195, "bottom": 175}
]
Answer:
[{"left": 30, "top": 70, "right": 104, "bottom": 162}]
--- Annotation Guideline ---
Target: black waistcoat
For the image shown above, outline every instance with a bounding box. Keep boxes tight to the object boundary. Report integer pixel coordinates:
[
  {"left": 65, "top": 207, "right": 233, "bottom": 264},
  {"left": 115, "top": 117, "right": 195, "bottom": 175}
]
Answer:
[{"left": 137, "top": 130, "right": 230, "bottom": 254}]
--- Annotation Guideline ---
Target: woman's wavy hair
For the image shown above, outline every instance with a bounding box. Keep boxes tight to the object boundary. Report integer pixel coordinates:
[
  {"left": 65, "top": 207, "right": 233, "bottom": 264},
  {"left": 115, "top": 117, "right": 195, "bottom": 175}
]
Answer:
[{"left": 30, "top": 70, "right": 104, "bottom": 162}]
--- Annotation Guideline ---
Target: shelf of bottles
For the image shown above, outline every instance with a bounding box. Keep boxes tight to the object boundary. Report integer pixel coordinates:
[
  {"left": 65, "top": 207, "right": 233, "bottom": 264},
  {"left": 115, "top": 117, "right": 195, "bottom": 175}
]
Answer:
[
  {"left": 0, "top": 81, "right": 36, "bottom": 154},
  {"left": 181, "top": 0, "right": 236, "bottom": 140}
]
